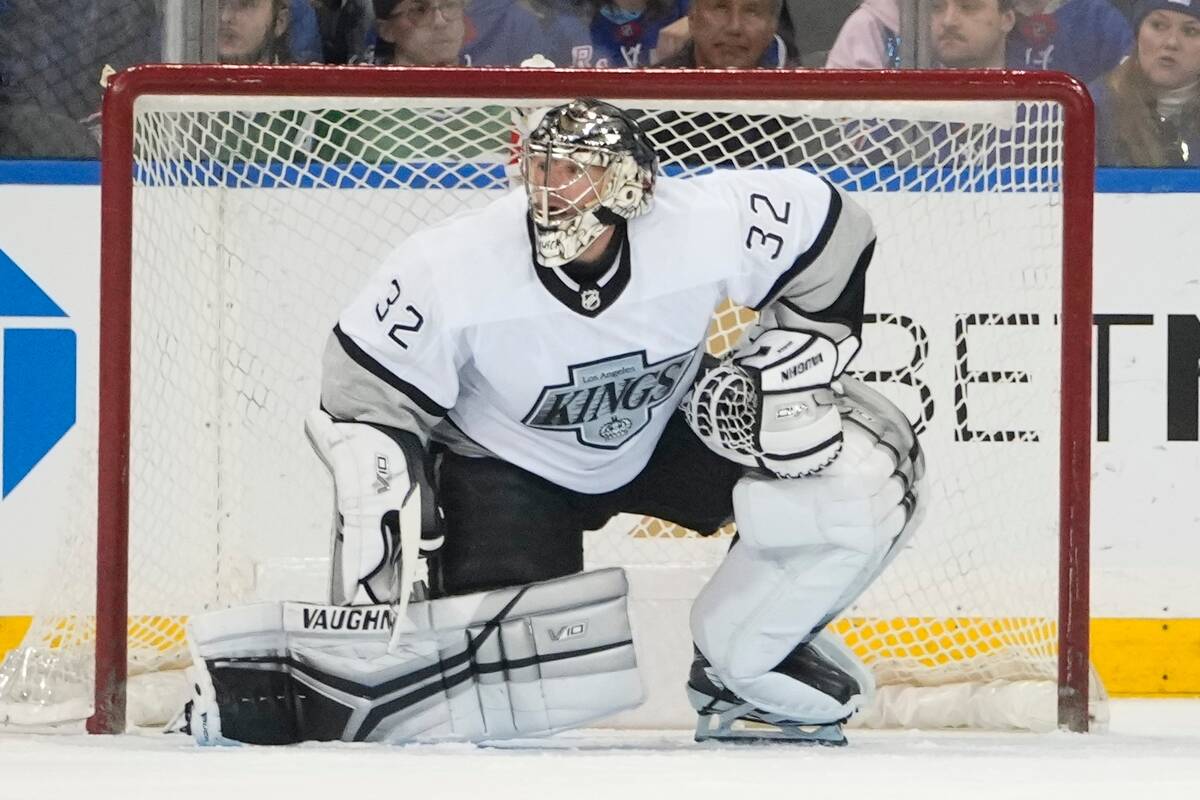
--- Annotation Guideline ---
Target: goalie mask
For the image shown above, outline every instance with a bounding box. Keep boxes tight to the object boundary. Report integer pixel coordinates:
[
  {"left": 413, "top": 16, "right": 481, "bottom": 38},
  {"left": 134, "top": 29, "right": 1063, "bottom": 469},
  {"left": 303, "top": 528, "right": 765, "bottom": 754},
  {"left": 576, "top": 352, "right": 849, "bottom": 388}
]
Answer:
[{"left": 521, "top": 99, "right": 657, "bottom": 267}]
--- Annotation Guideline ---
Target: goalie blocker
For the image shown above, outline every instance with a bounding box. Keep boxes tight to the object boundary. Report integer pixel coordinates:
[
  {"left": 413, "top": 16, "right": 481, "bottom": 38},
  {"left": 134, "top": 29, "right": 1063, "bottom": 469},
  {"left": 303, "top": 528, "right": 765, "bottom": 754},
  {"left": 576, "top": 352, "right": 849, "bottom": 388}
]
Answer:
[{"left": 304, "top": 409, "right": 443, "bottom": 608}]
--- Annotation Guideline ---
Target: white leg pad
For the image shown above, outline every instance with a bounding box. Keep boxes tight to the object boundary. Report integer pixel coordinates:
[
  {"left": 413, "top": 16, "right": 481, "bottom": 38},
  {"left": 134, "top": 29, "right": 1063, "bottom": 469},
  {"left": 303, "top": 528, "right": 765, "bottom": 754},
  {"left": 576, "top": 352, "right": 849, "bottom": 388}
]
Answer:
[
  {"left": 690, "top": 416, "right": 917, "bottom": 724},
  {"left": 690, "top": 523, "right": 871, "bottom": 723},
  {"left": 185, "top": 568, "right": 644, "bottom": 744}
]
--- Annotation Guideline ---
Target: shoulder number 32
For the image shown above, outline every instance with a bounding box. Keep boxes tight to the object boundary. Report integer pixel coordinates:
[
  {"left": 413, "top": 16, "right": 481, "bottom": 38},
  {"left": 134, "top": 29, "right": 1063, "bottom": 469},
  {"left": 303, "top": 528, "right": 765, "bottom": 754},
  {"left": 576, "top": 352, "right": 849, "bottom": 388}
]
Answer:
[
  {"left": 375, "top": 278, "right": 424, "bottom": 349},
  {"left": 744, "top": 193, "right": 792, "bottom": 260}
]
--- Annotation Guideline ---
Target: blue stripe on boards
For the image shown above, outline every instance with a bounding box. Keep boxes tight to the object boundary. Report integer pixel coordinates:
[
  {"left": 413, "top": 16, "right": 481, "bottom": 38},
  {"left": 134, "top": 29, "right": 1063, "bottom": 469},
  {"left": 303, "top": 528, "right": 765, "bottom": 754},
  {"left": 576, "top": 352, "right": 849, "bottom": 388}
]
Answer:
[
  {"left": 132, "top": 161, "right": 1067, "bottom": 192},
  {"left": 4, "top": 159, "right": 1200, "bottom": 194},
  {"left": 1095, "top": 168, "right": 1200, "bottom": 194},
  {"left": 132, "top": 159, "right": 512, "bottom": 189},
  {"left": 0, "top": 160, "right": 100, "bottom": 185}
]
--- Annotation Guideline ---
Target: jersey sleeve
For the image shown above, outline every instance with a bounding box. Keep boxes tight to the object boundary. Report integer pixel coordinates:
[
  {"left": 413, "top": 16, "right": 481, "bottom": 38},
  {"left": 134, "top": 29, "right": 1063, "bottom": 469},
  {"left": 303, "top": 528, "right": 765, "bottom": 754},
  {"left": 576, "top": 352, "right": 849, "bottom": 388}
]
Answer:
[
  {"left": 718, "top": 168, "right": 876, "bottom": 341},
  {"left": 320, "top": 244, "right": 461, "bottom": 443}
]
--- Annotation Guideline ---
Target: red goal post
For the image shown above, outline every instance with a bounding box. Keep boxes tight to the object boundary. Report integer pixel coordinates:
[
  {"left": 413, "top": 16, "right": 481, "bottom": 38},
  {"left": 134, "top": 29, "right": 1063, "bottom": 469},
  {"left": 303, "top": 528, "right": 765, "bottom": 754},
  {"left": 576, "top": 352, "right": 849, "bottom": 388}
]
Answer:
[{"left": 84, "top": 65, "right": 1094, "bottom": 735}]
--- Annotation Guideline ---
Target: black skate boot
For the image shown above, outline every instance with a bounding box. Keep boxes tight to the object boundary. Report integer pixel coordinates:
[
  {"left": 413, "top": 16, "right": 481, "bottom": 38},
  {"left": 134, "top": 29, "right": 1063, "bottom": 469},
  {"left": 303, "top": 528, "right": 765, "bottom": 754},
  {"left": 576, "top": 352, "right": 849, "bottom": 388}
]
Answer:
[{"left": 686, "top": 646, "right": 855, "bottom": 746}]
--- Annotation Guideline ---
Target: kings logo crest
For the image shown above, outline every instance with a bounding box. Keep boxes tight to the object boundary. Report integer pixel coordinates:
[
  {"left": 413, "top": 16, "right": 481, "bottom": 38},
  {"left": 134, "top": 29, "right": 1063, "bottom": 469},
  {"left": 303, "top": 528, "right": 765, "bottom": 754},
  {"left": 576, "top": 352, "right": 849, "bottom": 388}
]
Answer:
[{"left": 524, "top": 350, "right": 695, "bottom": 449}]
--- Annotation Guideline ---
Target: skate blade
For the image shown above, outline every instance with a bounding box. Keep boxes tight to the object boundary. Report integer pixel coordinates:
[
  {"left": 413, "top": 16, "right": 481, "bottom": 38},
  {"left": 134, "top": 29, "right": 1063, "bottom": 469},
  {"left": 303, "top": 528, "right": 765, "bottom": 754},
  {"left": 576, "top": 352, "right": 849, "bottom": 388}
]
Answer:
[
  {"left": 686, "top": 686, "right": 847, "bottom": 746},
  {"left": 694, "top": 713, "right": 847, "bottom": 746}
]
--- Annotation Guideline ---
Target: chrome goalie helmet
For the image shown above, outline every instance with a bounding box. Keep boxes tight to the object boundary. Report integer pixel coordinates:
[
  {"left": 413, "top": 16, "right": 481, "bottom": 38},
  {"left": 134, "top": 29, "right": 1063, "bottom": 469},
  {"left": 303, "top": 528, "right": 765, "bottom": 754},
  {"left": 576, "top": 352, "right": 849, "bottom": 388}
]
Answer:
[{"left": 521, "top": 99, "right": 657, "bottom": 266}]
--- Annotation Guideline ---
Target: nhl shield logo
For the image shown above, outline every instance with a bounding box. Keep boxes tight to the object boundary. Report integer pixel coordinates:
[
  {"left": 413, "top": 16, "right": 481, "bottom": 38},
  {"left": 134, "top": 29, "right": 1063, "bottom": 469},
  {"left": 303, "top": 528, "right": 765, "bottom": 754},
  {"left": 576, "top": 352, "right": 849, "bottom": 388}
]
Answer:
[{"left": 580, "top": 289, "right": 601, "bottom": 312}]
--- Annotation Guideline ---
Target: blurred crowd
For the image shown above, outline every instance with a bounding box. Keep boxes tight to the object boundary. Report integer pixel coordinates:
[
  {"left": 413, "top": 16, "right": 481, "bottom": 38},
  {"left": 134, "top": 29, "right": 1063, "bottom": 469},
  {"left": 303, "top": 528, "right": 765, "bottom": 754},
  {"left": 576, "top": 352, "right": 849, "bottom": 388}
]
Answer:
[{"left": 0, "top": 0, "right": 1196, "bottom": 166}]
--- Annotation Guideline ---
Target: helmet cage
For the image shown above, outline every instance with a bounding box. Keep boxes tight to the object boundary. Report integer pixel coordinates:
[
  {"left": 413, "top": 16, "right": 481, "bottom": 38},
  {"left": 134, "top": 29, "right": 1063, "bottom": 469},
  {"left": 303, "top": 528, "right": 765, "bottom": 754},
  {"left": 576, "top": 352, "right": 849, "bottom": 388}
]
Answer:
[{"left": 521, "top": 143, "right": 614, "bottom": 232}]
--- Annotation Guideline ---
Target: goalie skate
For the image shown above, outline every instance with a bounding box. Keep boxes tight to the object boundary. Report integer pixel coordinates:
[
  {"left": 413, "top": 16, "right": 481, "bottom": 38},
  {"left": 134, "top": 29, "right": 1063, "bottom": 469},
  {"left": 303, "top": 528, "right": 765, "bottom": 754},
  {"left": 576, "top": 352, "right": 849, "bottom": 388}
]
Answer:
[{"left": 686, "top": 651, "right": 847, "bottom": 746}]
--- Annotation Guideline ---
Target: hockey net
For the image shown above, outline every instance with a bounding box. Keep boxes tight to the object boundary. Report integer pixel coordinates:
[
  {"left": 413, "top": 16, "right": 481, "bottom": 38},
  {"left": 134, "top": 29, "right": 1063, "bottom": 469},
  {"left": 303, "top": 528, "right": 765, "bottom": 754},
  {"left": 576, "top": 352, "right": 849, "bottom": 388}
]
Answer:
[{"left": 0, "top": 66, "right": 1097, "bottom": 734}]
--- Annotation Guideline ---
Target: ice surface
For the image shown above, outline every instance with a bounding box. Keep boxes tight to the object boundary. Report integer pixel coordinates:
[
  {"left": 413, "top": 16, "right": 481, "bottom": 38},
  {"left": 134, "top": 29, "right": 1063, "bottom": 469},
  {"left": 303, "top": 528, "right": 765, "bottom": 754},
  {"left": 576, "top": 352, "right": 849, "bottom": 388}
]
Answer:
[{"left": 1, "top": 699, "right": 1198, "bottom": 800}]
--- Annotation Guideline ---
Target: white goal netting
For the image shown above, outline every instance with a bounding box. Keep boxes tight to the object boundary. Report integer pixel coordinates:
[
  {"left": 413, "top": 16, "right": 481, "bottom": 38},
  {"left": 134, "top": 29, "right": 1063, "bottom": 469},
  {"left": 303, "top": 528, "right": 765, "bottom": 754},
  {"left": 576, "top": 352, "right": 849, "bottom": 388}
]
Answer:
[{"left": 0, "top": 80, "right": 1100, "bottom": 733}]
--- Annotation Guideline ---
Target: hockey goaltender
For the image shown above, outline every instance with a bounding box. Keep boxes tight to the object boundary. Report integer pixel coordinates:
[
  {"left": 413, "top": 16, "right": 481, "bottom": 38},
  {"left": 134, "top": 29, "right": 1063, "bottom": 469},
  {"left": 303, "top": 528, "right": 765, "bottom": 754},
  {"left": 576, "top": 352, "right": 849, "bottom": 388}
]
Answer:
[{"left": 175, "top": 98, "right": 924, "bottom": 747}]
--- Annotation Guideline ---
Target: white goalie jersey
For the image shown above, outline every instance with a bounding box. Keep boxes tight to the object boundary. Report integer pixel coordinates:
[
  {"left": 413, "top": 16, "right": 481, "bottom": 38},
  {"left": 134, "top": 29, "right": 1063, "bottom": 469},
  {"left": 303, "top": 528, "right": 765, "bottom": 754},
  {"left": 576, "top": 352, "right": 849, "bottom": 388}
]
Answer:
[{"left": 323, "top": 168, "right": 875, "bottom": 493}]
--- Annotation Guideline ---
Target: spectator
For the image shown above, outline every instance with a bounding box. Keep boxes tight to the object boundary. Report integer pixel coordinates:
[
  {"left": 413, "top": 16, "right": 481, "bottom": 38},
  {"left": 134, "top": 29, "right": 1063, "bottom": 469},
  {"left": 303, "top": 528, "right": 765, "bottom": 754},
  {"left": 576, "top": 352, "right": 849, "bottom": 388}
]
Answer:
[
  {"left": 371, "top": 0, "right": 470, "bottom": 64},
  {"left": 932, "top": 0, "right": 1015, "bottom": 68},
  {"left": 289, "top": 0, "right": 325, "bottom": 61},
  {"left": 589, "top": 0, "right": 689, "bottom": 66},
  {"left": 464, "top": 0, "right": 594, "bottom": 65},
  {"left": 0, "top": 103, "right": 99, "bottom": 158},
  {"left": 825, "top": 0, "right": 901, "bottom": 69},
  {"left": 219, "top": 0, "right": 293, "bottom": 63},
  {"left": 646, "top": 0, "right": 799, "bottom": 170},
  {"left": 655, "top": 0, "right": 792, "bottom": 67},
  {"left": 0, "top": 1, "right": 160, "bottom": 156},
  {"left": 841, "top": 0, "right": 1025, "bottom": 170},
  {"left": 1090, "top": 0, "right": 1200, "bottom": 165},
  {"left": 313, "top": 0, "right": 508, "bottom": 164},
  {"left": 0, "top": 0, "right": 159, "bottom": 122},
  {"left": 312, "top": 0, "right": 340, "bottom": 58},
  {"left": 652, "top": 15, "right": 692, "bottom": 63},
  {"left": 1007, "top": 0, "right": 1132, "bottom": 82},
  {"left": 321, "top": 0, "right": 379, "bottom": 62},
  {"left": 332, "top": 0, "right": 595, "bottom": 66}
]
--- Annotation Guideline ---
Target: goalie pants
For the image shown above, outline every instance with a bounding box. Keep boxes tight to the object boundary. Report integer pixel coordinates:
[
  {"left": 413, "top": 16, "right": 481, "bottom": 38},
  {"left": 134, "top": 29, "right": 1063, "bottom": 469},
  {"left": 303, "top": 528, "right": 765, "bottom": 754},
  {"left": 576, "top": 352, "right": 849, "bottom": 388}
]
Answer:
[{"left": 429, "top": 410, "right": 745, "bottom": 596}]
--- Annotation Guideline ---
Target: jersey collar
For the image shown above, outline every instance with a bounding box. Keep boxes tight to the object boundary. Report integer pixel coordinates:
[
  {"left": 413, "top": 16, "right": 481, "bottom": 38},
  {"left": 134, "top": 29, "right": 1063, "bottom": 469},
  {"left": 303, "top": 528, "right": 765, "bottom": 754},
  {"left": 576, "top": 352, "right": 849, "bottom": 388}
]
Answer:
[{"left": 527, "top": 220, "right": 632, "bottom": 318}]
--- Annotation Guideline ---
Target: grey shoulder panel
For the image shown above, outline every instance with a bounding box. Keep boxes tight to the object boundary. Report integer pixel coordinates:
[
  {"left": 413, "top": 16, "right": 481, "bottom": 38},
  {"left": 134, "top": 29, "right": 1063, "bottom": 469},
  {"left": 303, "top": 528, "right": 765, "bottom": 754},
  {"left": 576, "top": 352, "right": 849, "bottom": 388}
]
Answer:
[
  {"left": 762, "top": 183, "right": 876, "bottom": 317},
  {"left": 320, "top": 329, "right": 445, "bottom": 444}
]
